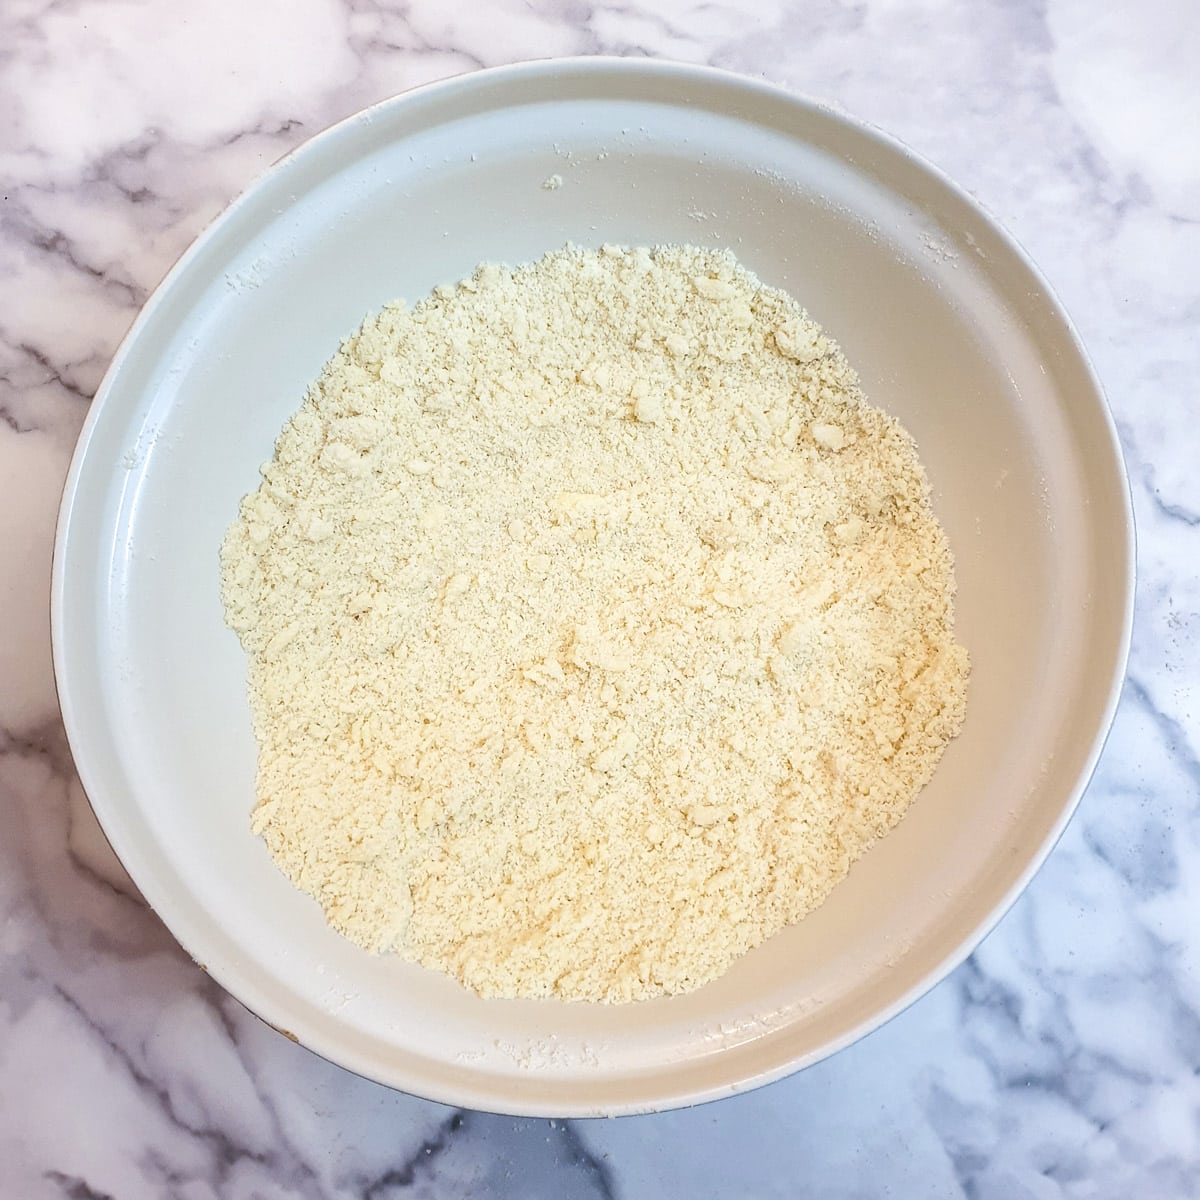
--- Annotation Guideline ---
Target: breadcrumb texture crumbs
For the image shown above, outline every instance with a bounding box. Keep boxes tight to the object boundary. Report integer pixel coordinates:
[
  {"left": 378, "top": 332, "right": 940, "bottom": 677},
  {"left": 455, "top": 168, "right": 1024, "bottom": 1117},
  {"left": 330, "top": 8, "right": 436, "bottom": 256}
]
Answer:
[{"left": 220, "top": 245, "right": 969, "bottom": 1003}]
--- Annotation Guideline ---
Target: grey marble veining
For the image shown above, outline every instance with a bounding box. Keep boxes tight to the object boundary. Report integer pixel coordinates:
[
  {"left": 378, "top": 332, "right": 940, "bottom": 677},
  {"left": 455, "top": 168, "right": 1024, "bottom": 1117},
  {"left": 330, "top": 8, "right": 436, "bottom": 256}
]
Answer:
[{"left": 2, "top": 1, "right": 1197, "bottom": 1196}]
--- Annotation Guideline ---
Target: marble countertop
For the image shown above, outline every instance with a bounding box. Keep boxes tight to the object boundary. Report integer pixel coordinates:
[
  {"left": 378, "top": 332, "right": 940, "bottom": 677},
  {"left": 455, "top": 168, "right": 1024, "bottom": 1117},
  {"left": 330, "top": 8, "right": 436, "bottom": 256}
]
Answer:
[{"left": 2, "top": 0, "right": 1197, "bottom": 1195}]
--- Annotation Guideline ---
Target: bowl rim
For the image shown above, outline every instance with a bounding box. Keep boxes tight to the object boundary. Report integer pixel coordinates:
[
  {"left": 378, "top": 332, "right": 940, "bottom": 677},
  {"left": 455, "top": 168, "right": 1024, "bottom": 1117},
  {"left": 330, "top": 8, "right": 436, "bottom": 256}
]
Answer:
[{"left": 51, "top": 55, "right": 1136, "bottom": 1117}]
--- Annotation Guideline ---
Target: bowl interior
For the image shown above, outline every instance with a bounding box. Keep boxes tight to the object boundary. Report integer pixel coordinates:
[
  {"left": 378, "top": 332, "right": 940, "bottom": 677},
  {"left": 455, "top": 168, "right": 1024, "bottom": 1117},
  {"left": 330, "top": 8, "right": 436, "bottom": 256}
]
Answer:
[{"left": 54, "top": 61, "right": 1132, "bottom": 1116}]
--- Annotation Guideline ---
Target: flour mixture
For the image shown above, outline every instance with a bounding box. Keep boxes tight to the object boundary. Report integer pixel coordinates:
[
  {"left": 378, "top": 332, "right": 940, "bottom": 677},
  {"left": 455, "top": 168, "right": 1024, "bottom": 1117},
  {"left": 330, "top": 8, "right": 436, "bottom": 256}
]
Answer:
[{"left": 220, "top": 244, "right": 969, "bottom": 1002}]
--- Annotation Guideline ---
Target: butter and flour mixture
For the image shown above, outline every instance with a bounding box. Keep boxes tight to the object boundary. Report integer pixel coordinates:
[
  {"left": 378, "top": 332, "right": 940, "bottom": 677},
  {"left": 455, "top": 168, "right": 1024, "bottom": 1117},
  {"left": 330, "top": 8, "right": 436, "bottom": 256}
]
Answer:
[{"left": 221, "top": 245, "right": 969, "bottom": 1003}]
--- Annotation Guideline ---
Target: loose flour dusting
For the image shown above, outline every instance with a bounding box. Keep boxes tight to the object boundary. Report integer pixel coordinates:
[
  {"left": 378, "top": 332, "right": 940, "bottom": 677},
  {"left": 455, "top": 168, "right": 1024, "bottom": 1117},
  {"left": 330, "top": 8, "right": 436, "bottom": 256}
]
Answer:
[{"left": 221, "top": 244, "right": 969, "bottom": 1003}]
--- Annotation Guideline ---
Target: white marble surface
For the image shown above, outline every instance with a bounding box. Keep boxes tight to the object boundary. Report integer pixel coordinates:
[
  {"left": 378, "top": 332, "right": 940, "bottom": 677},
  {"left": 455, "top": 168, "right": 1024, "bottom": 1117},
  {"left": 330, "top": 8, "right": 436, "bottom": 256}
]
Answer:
[{"left": 1, "top": 0, "right": 1197, "bottom": 1195}]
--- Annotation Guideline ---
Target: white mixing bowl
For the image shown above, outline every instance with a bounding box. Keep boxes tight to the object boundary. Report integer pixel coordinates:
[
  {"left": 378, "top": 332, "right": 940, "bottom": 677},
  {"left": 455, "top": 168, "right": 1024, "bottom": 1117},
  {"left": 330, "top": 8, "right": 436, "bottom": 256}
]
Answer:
[{"left": 52, "top": 59, "right": 1134, "bottom": 1116}]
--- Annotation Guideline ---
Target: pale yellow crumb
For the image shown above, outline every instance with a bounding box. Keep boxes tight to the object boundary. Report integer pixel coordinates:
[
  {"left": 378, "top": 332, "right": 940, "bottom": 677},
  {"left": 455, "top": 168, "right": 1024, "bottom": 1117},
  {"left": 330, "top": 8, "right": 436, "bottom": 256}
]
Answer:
[{"left": 220, "top": 244, "right": 969, "bottom": 1004}]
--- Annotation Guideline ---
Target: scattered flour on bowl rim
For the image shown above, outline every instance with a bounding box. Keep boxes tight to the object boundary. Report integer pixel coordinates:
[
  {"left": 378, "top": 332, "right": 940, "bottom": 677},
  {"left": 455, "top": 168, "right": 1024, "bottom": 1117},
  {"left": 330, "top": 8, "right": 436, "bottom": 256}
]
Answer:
[{"left": 220, "top": 243, "right": 969, "bottom": 1003}]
